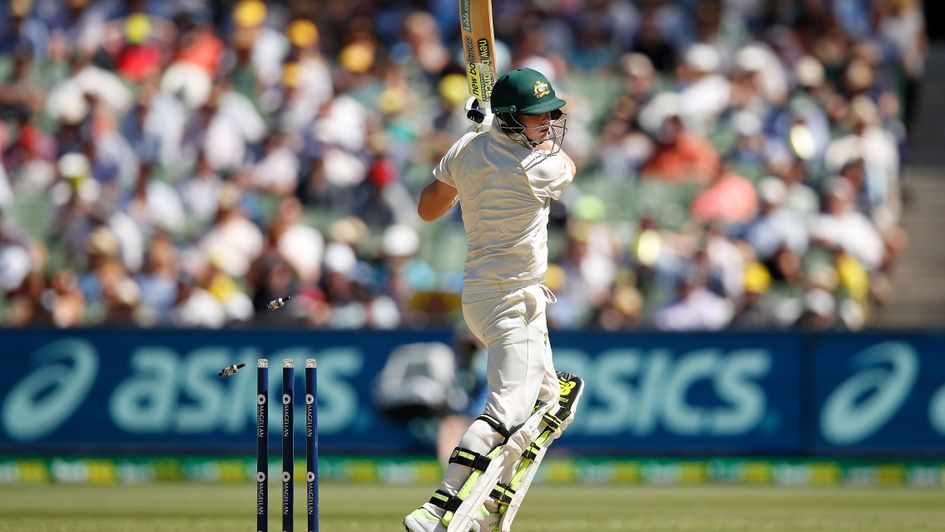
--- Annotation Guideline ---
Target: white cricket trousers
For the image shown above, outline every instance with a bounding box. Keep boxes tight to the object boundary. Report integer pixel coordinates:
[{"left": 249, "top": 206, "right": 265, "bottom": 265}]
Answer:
[{"left": 440, "top": 283, "right": 560, "bottom": 494}]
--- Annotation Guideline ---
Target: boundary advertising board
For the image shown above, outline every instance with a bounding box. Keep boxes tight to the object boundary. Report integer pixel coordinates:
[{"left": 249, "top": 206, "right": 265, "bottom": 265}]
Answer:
[{"left": 1, "top": 330, "right": 943, "bottom": 456}]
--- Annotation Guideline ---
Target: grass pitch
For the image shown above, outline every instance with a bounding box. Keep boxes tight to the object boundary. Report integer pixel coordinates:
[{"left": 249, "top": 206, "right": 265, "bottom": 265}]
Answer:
[{"left": 0, "top": 482, "right": 942, "bottom": 531}]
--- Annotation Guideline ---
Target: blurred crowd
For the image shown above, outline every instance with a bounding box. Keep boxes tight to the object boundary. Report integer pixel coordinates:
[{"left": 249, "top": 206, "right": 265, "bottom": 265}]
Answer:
[{"left": 0, "top": 0, "right": 926, "bottom": 331}]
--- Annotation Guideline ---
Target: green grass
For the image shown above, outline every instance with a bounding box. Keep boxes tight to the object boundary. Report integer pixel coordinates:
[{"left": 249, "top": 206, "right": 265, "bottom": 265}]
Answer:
[{"left": 0, "top": 483, "right": 943, "bottom": 531}]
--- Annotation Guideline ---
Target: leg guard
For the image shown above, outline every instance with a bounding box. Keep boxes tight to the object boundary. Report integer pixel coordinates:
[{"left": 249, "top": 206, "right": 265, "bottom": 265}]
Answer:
[
  {"left": 496, "top": 371, "right": 584, "bottom": 532},
  {"left": 428, "top": 402, "right": 555, "bottom": 532}
]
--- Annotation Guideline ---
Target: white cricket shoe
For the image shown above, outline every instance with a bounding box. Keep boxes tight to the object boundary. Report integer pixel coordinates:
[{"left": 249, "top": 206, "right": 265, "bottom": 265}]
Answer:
[
  {"left": 404, "top": 502, "right": 486, "bottom": 532},
  {"left": 403, "top": 503, "right": 447, "bottom": 532}
]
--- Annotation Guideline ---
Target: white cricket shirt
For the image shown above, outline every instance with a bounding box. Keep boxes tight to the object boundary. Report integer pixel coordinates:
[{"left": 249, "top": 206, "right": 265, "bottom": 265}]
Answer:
[{"left": 433, "top": 125, "right": 574, "bottom": 293}]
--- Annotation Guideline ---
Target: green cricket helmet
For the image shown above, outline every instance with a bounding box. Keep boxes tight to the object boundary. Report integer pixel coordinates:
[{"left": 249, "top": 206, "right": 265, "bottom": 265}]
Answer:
[
  {"left": 491, "top": 68, "right": 567, "bottom": 115},
  {"left": 490, "top": 68, "right": 568, "bottom": 153}
]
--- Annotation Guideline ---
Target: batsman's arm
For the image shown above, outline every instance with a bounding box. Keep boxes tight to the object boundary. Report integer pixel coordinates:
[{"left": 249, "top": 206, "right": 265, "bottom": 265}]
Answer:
[
  {"left": 560, "top": 149, "right": 576, "bottom": 177},
  {"left": 535, "top": 140, "right": 576, "bottom": 177},
  {"left": 418, "top": 178, "right": 458, "bottom": 221}
]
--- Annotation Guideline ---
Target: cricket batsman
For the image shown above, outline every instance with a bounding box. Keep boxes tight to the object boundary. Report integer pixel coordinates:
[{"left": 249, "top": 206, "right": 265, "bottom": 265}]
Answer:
[{"left": 404, "top": 68, "right": 585, "bottom": 532}]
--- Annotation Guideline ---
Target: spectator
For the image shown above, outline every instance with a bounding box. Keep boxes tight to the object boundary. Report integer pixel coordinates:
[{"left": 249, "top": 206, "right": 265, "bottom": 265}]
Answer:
[
  {"left": 353, "top": 156, "right": 415, "bottom": 229},
  {"left": 269, "top": 196, "right": 324, "bottom": 285},
  {"left": 199, "top": 183, "right": 263, "bottom": 279},
  {"left": 729, "top": 262, "right": 782, "bottom": 330},
  {"left": 742, "top": 176, "right": 809, "bottom": 261},
  {"left": 178, "top": 151, "right": 222, "bottom": 227},
  {"left": 676, "top": 43, "right": 730, "bottom": 128},
  {"left": 809, "top": 177, "right": 884, "bottom": 271},
  {"left": 631, "top": 9, "right": 677, "bottom": 73},
  {"left": 653, "top": 271, "right": 733, "bottom": 331},
  {"left": 794, "top": 288, "right": 840, "bottom": 331},
  {"left": 123, "top": 162, "right": 185, "bottom": 236},
  {"left": 0, "top": 211, "right": 34, "bottom": 294},
  {"left": 135, "top": 232, "right": 178, "bottom": 325},
  {"left": 776, "top": 159, "right": 820, "bottom": 219},
  {"left": 877, "top": 0, "right": 926, "bottom": 133},
  {"left": 639, "top": 94, "right": 719, "bottom": 182},
  {"left": 824, "top": 95, "right": 900, "bottom": 220},
  {"left": 691, "top": 164, "right": 759, "bottom": 224}
]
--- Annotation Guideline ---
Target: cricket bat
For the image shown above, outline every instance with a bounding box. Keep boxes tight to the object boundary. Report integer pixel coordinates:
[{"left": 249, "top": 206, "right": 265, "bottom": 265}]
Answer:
[{"left": 459, "top": 0, "right": 497, "bottom": 120}]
